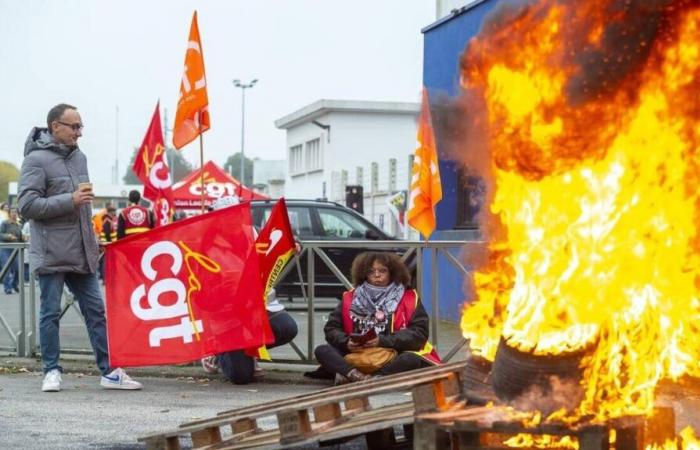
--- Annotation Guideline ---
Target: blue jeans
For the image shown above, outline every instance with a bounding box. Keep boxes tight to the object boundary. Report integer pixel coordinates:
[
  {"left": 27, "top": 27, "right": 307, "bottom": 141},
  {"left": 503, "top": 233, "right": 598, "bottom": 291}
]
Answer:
[
  {"left": 0, "top": 248, "right": 18, "bottom": 293},
  {"left": 219, "top": 310, "right": 298, "bottom": 384},
  {"left": 38, "top": 272, "right": 110, "bottom": 375}
]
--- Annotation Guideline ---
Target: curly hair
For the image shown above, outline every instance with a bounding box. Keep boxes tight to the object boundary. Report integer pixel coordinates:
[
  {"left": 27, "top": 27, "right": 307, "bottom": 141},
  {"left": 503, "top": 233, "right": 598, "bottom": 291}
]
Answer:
[{"left": 350, "top": 251, "right": 411, "bottom": 288}]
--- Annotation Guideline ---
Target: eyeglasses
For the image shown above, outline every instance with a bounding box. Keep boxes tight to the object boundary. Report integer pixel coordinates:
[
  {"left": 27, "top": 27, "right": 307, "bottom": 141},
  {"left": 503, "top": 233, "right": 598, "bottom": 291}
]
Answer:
[
  {"left": 366, "top": 268, "right": 389, "bottom": 276},
  {"left": 57, "top": 121, "right": 84, "bottom": 131}
]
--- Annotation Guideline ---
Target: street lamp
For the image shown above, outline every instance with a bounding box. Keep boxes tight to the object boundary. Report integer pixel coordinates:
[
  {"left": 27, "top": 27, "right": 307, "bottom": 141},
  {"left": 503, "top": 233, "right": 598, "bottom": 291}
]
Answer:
[{"left": 232, "top": 78, "right": 258, "bottom": 186}]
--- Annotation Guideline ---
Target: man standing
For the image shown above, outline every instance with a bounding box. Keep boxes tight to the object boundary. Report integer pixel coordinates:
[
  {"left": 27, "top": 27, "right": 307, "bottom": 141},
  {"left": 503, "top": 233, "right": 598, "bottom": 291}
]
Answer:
[
  {"left": 0, "top": 207, "right": 23, "bottom": 294},
  {"left": 116, "top": 190, "right": 154, "bottom": 239},
  {"left": 97, "top": 204, "right": 117, "bottom": 283},
  {"left": 101, "top": 205, "right": 118, "bottom": 243},
  {"left": 18, "top": 104, "right": 142, "bottom": 392}
]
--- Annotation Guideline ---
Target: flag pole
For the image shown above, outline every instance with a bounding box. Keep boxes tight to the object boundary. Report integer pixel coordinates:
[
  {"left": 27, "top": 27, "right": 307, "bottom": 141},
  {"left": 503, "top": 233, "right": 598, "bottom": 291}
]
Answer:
[{"left": 199, "top": 122, "right": 205, "bottom": 214}]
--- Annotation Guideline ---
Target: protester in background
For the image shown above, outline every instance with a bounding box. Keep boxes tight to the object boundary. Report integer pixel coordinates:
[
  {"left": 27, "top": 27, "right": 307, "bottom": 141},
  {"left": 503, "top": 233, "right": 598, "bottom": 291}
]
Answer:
[
  {"left": 0, "top": 207, "right": 23, "bottom": 294},
  {"left": 117, "top": 190, "right": 154, "bottom": 239},
  {"left": 91, "top": 207, "right": 107, "bottom": 283},
  {"left": 92, "top": 207, "right": 106, "bottom": 240},
  {"left": 18, "top": 103, "right": 142, "bottom": 392},
  {"left": 0, "top": 202, "right": 9, "bottom": 222},
  {"left": 200, "top": 195, "right": 299, "bottom": 384},
  {"left": 314, "top": 252, "right": 440, "bottom": 384},
  {"left": 101, "top": 204, "right": 117, "bottom": 243},
  {"left": 97, "top": 204, "right": 117, "bottom": 282},
  {"left": 21, "top": 215, "right": 30, "bottom": 283}
]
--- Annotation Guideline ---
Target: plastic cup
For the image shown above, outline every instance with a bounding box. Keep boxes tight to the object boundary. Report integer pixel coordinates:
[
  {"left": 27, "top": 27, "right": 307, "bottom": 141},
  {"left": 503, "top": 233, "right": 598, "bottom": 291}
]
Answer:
[{"left": 78, "top": 182, "right": 93, "bottom": 193}]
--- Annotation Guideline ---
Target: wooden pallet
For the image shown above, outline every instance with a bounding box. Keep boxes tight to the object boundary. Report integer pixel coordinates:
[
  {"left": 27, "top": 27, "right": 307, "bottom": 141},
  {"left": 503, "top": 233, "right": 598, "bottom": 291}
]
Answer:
[
  {"left": 138, "top": 361, "right": 468, "bottom": 450},
  {"left": 414, "top": 405, "right": 677, "bottom": 450}
]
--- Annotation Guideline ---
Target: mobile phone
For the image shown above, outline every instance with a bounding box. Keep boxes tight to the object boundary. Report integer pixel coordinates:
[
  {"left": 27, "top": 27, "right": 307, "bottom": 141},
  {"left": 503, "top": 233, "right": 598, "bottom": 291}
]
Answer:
[{"left": 349, "top": 328, "right": 377, "bottom": 345}]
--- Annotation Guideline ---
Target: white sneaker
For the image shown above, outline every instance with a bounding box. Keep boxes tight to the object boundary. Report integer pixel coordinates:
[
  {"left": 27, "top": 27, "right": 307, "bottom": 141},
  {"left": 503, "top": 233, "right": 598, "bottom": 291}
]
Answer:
[
  {"left": 42, "top": 369, "right": 62, "bottom": 392},
  {"left": 100, "top": 368, "right": 143, "bottom": 390},
  {"left": 201, "top": 355, "right": 220, "bottom": 374}
]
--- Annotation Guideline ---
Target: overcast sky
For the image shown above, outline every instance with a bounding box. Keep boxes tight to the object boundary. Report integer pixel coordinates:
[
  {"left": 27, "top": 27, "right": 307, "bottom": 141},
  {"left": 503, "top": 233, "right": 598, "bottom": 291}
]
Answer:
[{"left": 0, "top": 1, "right": 435, "bottom": 183}]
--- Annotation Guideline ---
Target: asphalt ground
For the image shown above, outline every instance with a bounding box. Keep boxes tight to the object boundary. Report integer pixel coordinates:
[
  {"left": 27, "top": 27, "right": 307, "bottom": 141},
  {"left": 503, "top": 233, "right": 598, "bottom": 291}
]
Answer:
[
  {"left": 0, "top": 288, "right": 461, "bottom": 449},
  {"left": 0, "top": 363, "right": 403, "bottom": 449}
]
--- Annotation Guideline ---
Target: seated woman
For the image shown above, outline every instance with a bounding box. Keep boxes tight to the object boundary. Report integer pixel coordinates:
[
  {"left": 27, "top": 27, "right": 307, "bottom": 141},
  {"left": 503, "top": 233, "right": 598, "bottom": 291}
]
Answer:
[{"left": 314, "top": 251, "right": 440, "bottom": 383}]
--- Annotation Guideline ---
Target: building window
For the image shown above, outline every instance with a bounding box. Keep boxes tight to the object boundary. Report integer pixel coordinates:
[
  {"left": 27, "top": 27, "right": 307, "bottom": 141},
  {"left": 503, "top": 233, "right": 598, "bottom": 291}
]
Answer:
[
  {"left": 289, "top": 144, "right": 303, "bottom": 175},
  {"left": 305, "top": 138, "right": 322, "bottom": 172}
]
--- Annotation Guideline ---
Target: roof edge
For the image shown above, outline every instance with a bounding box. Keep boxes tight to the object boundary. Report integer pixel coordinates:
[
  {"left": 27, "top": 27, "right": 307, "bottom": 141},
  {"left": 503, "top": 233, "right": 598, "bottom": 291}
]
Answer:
[
  {"left": 275, "top": 99, "right": 420, "bottom": 130},
  {"left": 421, "top": 0, "right": 491, "bottom": 34}
]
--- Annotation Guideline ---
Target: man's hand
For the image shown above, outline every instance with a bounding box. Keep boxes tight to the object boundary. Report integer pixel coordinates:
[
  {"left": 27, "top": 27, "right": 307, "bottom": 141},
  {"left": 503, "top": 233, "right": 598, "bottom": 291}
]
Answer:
[
  {"left": 72, "top": 188, "right": 94, "bottom": 206},
  {"left": 362, "top": 336, "right": 379, "bottom": 348},
  {"left": 347, "top": 339, "right": 363, "bottom": 352}
]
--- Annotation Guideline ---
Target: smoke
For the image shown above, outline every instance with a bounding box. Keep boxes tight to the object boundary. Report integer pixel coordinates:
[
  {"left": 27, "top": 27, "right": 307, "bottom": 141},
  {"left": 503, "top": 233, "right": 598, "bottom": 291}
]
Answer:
[
  {"left": 508, "top": 375, "right": 585, "bottom": 417},
  {"left": 475, "top": 0, "right": 684, "bottom": 105},
  {"left": 563, "top": 0, "right": 676, "bottom": 105}
]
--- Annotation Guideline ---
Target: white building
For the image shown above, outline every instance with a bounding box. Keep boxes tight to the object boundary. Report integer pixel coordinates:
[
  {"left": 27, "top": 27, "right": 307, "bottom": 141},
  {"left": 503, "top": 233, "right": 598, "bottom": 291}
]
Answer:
[
  {"left": 275, "top": 99, "right": 419, "bottom": 237},
  {"left": 252, "top": 159, "right": 286, "bottom": 198},
  {"left": 435, "top": 0, "right": 483, "bottom": 19}
]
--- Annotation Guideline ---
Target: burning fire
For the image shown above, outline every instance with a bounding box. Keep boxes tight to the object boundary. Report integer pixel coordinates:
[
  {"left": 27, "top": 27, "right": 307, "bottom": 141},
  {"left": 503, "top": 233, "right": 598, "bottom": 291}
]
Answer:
[{"left": 458, "top": 0, "right": 700, "bottom": 428}]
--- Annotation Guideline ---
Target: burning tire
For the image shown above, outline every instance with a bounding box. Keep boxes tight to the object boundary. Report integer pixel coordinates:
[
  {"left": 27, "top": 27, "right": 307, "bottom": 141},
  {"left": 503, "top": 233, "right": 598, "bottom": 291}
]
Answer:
[
  {"left": 463, "top": 353, "right": 497, "bottom": 405},
  {"left": 491, "top": 337, "right": 586, "bottom": 407}
]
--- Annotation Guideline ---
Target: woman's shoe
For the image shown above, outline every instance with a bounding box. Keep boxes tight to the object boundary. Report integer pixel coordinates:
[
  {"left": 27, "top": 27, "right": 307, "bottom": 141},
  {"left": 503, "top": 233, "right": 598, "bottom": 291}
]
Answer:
[
  {"left": 346, "top": 368, "right": 371, "bottom": 382},
  {"left": 334, "top": 373, "right": 350, "bottom": 385}
]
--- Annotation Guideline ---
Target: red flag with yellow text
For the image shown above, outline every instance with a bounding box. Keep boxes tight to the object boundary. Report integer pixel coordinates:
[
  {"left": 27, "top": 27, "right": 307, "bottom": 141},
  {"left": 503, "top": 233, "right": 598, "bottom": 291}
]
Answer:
[
  {"left": 105, "top": 203, "right": 272, "bottom": 367},
  {"left": 246, "top": 198, "right": 296, "bottom": 360},
  {"left": 407, "top": 89, "right": 442, "bottom": 239},
  {"left": 173, "top": 11, "right": 210, "bottom": 149},
  {"left": 255, "top": 198, "right": 296, "bottom": 297},
  {"left": 132, "top": 102, "right": 174, "bottom": 226}
]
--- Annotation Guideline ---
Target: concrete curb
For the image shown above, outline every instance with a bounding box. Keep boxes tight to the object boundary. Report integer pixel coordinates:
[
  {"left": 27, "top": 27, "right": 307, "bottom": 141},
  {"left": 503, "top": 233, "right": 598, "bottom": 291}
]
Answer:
[{"left": 0, "top": 355, "right": 333, "bottom": 387}]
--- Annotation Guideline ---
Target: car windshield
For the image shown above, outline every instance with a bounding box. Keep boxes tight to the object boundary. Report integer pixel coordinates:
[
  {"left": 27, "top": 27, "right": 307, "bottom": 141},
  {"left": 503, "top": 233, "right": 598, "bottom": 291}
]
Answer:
[{"left": 317, "top": 208, "right": 374, "bottom": 239}]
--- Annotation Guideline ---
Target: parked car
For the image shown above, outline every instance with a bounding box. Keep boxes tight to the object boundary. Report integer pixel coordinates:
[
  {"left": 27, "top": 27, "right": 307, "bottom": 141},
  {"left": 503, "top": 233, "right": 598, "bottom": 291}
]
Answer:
[{"left": 250, "top": 199, "right": 407, "bottom": 299}]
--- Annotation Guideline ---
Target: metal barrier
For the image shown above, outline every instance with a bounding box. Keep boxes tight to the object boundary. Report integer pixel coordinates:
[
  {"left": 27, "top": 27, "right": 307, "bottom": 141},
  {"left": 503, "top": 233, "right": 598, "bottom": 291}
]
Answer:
[
  {"left": 271, "top": 239, "right": 483, "bottom": 364},
  {"left": 3, "top": 239, "right": 482, "bottom": 365},
  {"left": 0, "top": 242, "right": 35, "bottom": 357},
  {"left": 0, "top": 242, "right": 86, "bottom": 358}
]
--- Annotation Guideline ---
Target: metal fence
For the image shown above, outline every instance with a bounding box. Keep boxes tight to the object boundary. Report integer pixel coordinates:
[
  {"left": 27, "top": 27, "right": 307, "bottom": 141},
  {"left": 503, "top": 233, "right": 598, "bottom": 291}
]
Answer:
[
  {"left": 1, "top": 239, "right": 481, "bottom": 364},
  {"left": 0, "top": 242, "right": 34, "bottom": 357},
  {"left": 269, "top": 239, "right": 481, "bottom": 363}
]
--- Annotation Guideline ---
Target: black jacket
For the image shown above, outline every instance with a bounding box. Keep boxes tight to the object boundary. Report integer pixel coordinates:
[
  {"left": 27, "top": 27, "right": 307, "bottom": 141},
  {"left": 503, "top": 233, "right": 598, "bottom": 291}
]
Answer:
[{"left": 323, "top": 292, "right": 430, "bottom": 353}]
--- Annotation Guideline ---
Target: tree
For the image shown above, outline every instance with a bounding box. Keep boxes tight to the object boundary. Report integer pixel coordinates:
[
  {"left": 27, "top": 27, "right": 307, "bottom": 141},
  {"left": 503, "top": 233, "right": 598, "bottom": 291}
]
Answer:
[
  {"left": 0, "top": 161, "right": 20, "bottom": 203},
  {"left": 223, "top": 152, "right": 254, "bottom": 187},
  {"left": 122, "top": 147, "right": 193, "bottom": 185}
]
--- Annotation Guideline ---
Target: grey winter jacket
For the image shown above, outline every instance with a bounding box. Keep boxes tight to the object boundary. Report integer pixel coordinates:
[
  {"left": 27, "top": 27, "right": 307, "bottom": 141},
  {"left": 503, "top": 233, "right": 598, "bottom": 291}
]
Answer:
[{"left": 17, "top": 128, "right": 99, "bottom": 274}]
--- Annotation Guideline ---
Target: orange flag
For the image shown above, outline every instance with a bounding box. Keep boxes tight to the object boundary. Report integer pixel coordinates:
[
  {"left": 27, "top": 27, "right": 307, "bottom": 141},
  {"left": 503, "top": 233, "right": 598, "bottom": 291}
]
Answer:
[
  {"left": 173, "top": 11, "right": 210, "bottom": 150},
  {"left": 407, "top": 89, "right": 442, "bottom": 239}
]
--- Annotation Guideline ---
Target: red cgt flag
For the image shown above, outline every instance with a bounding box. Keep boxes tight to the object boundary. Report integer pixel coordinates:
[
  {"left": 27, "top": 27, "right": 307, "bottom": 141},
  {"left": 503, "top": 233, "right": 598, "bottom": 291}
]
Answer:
[
  {"left": 132, "top": 102, "right": 174, "bottom": 226},
  {"left": 105, "top": 203, "right": 272, "bottom": 367},
  {"left": 255, "top": 198, "right": 296, "bottom": 298},
  {"left": 173, "top": 11, "right": 210, "bottom": 150}
]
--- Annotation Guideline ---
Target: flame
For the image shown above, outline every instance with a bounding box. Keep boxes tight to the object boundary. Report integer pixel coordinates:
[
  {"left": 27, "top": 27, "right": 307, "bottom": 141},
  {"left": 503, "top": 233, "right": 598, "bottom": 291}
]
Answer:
[
  {"left": 645, "top": 427, "right": 700, "bottom": 450},
  {"left": 458, "top": 0, "right": 700, "bottom": 426}
]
